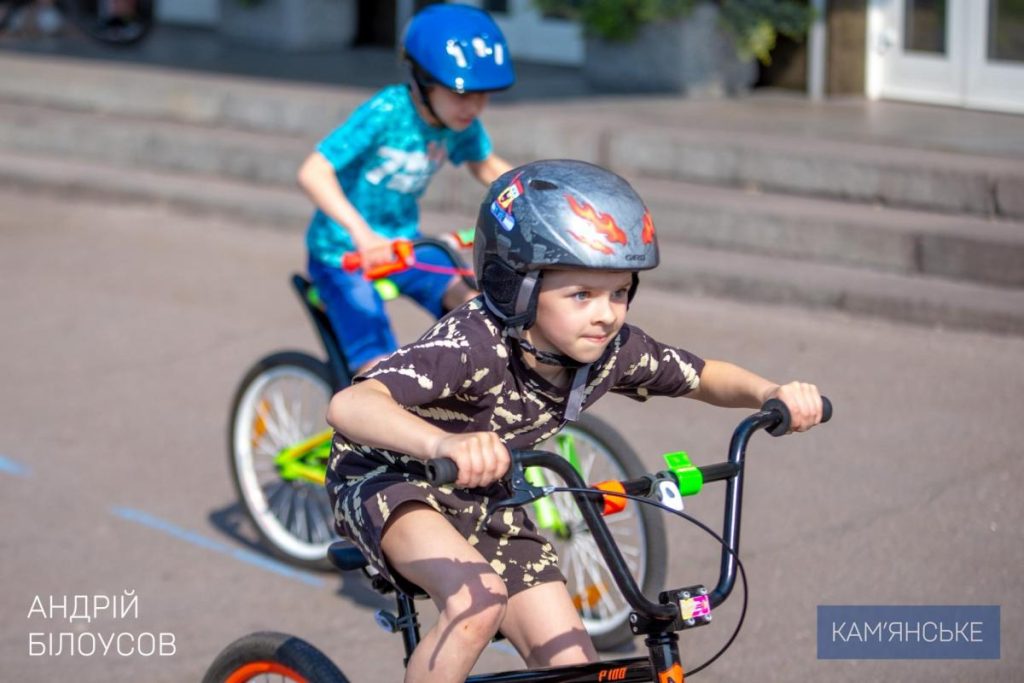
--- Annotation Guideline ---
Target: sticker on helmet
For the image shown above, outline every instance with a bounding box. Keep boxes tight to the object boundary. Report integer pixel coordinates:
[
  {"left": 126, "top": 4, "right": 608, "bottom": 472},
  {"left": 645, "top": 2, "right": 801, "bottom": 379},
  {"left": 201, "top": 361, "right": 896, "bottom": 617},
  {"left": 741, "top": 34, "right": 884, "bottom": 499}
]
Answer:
[
  {"left": 642, "top": 210, "right": 656, "bottom": 245},
  {"left": 496, "top": 174, "right": 524, "bottom": 211},
  {"left": 565, "top": 194, "right": 628, "bottom": 254},
  {"left": 490, "top": 201, "right": 515, "bottom": 231}
]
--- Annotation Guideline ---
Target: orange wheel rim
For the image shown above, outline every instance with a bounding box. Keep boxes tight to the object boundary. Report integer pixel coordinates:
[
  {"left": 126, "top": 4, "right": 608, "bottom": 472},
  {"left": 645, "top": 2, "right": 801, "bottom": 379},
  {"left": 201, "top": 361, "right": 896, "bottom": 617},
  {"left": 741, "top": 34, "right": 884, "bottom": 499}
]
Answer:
[{"left": 225, "top": 661, "right": 307, "bottom": 683}]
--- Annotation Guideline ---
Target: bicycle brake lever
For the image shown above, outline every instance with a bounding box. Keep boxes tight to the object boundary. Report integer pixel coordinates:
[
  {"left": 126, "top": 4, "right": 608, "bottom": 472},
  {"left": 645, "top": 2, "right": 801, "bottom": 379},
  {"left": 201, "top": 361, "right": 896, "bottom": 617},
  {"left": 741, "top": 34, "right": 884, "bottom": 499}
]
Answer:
[{"left": 488, "top": 461, "right": 552, "bottom": 513}]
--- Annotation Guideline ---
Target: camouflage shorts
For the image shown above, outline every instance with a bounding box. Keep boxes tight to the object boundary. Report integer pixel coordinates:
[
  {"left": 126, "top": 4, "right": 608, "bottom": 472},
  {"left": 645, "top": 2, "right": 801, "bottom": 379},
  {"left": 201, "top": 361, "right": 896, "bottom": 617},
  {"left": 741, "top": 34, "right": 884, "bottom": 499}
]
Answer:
[{"left": 327, "top": 455, "right": 565, "bottom": 598}]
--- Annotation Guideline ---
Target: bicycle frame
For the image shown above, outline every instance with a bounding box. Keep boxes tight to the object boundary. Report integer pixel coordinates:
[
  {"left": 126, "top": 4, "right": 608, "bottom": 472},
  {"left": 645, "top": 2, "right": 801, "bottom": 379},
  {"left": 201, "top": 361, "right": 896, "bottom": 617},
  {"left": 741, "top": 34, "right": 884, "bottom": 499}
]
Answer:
[{"left": 359, "top": 403, "right": 802, "bottom": 682}]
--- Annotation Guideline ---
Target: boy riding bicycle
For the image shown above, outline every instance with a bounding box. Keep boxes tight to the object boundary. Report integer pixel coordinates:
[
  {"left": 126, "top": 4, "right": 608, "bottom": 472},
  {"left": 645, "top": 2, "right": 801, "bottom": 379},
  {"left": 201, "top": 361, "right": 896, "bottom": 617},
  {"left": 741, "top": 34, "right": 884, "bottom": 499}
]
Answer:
[
  {"left": 298, "top": 4, "right": 514, "bottom": 375},
  {"left": 325, "top": 159, "right": 826, "bottom": 683}
]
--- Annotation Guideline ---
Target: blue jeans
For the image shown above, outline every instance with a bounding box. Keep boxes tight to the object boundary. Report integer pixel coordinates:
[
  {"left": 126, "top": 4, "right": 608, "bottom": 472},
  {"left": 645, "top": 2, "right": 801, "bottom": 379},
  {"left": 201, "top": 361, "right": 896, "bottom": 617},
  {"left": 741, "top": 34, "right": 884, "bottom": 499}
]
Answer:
[{"left": 307, "top": 245, "right": 458, "bottom": 371}]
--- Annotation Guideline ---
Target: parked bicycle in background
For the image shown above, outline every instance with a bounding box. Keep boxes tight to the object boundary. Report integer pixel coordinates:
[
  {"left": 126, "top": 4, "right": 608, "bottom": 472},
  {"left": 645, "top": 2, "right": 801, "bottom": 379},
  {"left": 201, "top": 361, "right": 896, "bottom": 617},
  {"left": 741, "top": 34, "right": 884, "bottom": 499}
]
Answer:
[{"left": 0, "top": 0, "right": 154, "bottom": 45}]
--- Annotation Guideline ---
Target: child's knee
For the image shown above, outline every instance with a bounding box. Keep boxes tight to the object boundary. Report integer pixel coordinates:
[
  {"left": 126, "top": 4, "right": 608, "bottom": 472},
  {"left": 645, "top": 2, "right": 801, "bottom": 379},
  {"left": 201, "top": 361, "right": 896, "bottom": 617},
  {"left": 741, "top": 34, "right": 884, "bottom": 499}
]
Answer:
[{"left": 441, "top": 569, "right": 508, "bottom": 644}]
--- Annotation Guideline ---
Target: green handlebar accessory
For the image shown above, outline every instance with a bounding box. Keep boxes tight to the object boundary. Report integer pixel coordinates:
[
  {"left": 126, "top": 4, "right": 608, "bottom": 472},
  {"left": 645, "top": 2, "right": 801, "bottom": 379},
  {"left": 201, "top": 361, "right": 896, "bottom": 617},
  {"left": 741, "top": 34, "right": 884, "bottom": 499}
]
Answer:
[{"left": 663, "top": 451, "right": 703, "bottom": 497}]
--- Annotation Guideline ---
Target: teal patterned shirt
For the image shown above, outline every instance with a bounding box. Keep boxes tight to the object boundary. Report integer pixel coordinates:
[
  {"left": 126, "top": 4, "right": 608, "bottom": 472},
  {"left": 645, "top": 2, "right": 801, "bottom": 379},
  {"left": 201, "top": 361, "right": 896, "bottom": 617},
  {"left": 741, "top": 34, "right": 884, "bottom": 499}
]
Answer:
[{"left": 306, "top": 84, "right": 492, "bottom": 267}]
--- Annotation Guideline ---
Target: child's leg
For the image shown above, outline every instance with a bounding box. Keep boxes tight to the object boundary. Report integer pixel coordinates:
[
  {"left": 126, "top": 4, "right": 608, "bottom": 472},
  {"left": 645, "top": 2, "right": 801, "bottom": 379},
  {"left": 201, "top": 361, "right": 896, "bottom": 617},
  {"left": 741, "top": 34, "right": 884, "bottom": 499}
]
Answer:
[
  {"left": 389, "top": 247, "right": 477, "bottom": 316},
  {"left": 498, "top": 581, "right": 598, "bottom": 668},
  {"left": 381, "top": 503, "right": 509, "bottom": 683},
  {"left": 307, "top": 257, "right": 398, "bottom": 372},
  {"left": 442, "top": 277, "right": 478, "bottom": 312}
]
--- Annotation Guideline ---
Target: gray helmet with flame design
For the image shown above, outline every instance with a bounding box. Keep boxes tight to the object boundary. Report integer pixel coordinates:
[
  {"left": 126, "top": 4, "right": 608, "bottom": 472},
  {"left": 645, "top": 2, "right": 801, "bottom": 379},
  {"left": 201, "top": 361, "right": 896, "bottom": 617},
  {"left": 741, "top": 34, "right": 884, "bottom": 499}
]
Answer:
[{"left": 473, "top": 159, "right": 659, "bottom": 330}]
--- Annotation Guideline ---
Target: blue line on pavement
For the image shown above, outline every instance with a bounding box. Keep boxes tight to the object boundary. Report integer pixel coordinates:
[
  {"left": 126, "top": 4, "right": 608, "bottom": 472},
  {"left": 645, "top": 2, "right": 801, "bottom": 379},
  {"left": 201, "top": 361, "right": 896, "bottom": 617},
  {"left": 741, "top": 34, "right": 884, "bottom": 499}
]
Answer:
[
  {"left": 110, "top": 506, "right": 326, "bottom": 588},
  {"left": 0, "top": 455, "right": 30, "bottom": 478}
]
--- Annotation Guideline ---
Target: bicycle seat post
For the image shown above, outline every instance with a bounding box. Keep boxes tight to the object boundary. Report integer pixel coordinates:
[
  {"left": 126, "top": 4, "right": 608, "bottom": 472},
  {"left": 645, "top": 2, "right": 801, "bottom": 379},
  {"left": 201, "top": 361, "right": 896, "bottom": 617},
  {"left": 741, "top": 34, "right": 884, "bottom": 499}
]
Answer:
[{"left": 394, "top": 592, "right": 422, "bottom": 667}]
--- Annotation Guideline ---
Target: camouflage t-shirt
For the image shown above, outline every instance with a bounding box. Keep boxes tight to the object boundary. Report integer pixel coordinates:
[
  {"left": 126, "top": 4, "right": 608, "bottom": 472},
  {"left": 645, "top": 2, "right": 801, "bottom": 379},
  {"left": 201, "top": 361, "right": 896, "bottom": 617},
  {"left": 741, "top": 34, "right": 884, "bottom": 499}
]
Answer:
[{"left": 328, "top": 297, "right": 705, "bottom": 476}]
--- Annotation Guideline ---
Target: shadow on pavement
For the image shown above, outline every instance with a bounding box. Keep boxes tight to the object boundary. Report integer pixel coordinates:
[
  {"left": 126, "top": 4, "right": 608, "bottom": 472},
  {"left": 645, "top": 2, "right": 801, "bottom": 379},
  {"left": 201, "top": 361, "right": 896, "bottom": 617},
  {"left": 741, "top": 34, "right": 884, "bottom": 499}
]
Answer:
[{"left": 207, "top": 501, "right": 390, "bottom": 610}]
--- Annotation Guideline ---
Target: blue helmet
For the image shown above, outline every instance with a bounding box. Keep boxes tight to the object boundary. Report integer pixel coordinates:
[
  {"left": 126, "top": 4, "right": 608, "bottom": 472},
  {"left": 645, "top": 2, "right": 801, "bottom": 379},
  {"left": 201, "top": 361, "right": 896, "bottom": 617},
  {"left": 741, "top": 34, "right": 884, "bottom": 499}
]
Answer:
[{"left": 402, "top": 4, "right": 515, "bottom": 94}]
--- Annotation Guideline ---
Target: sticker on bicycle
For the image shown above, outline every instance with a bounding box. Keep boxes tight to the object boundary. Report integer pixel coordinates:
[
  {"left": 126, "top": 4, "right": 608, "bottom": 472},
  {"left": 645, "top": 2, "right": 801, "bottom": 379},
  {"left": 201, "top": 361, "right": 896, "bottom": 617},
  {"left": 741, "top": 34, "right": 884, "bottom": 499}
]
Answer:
[{"left": 680, "top": 593, "right": 711, "bottom": 621}]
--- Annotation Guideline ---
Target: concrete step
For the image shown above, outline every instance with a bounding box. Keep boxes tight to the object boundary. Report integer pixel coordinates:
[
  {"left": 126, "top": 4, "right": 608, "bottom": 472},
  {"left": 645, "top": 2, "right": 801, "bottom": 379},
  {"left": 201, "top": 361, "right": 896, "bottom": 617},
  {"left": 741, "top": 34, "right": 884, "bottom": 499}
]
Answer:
[
  {"left": 634, "top": 177, "right": 1024, "bottom": 289},
  {"left": 594, "top": 119, "right": 1024, "bottom": 221},
  {"left": 1, "top": 52, "right": 1022, "bottom": 219},
  {"left": 649, "top": 241, "right": 1024, "bottom": 336},
  {"left": 2, "top": 150, "right": 1022, "bottom": 336},
  {"left": 3, "top": 99, "right": 1021, "bottom": 290}
]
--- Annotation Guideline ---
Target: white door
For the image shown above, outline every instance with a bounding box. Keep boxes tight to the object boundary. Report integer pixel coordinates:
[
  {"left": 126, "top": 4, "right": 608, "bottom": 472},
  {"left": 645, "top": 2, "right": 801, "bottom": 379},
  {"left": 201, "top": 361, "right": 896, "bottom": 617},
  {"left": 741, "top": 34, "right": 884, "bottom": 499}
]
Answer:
[
  {"left": 467, "top": 0, "right": 583, "bottom": 66},
  {"left": 868, "top": 0, "right": 1024, "bottom": 113}
]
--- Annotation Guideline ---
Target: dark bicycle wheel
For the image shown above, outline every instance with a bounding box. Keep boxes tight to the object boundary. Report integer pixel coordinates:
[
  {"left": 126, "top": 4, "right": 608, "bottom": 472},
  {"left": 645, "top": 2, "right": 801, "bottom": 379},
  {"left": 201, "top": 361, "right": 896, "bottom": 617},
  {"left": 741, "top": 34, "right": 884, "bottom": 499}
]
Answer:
[
  {"left": 229, "top": 351, "right": 343, "bottom": 571},
  {"left": 203, "top": 631, "right": 349, "bottom": 683},
  {"left": 535, "top": 413, "right": 667, "bottom": 651},
  {"left": 64, "top": 0, "right": 154, "bottom": 46}
]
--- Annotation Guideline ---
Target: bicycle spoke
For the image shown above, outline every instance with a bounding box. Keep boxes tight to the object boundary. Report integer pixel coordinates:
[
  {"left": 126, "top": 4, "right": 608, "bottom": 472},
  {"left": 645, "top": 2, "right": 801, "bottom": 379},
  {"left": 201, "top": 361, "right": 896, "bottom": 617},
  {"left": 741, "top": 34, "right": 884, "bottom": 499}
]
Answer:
[{"left": 575, "top": 537, "right": 621, "bottom": 619}]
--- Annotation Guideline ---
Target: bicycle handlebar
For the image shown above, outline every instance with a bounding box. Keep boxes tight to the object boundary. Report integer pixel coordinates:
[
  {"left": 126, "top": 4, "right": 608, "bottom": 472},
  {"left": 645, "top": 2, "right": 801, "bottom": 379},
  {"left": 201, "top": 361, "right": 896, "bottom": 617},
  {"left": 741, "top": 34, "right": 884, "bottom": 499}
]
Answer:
[
  {"left": 426, "top": 396, "right": 832, "bottom": 624},
  {"left": 341, "top": 235, "right": 475, "bottom": 285}
]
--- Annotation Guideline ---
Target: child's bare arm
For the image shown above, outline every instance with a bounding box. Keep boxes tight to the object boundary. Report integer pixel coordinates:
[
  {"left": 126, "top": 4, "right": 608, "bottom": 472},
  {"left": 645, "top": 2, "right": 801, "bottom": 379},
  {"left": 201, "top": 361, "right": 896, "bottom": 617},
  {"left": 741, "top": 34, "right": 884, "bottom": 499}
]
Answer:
[
  {"left": 689, "top": 360, "right": 822, "bottom": 432},
  {"left": 329, "top": 379, "right": 510, "bottom": 487},
  {"left": 297, "top": 152, "right": 392, "bottom": 266},
  {"left": 466, "top": 153, "right": 512, "bottom": 185}
]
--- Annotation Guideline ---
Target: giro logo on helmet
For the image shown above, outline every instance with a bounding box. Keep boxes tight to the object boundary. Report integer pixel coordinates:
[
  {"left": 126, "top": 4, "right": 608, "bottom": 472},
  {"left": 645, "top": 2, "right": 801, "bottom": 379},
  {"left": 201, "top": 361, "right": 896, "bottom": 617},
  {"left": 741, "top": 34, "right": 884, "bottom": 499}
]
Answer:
[{"left": 566, "top": 195, "right": 628, "bottom": 255}]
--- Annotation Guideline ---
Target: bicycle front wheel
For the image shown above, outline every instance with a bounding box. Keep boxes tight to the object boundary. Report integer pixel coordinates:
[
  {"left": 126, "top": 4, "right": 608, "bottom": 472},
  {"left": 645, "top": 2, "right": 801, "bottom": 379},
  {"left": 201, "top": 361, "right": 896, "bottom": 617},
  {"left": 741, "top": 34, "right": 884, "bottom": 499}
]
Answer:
[
  {"left": 535, "top": 413, "right": 667, "bottom": 651},
  {"left": 229, "top": 351, "right": 341, "bottom": 571},
  {"left": 203, "top": 631, "right": 349, "bottom": 683}
]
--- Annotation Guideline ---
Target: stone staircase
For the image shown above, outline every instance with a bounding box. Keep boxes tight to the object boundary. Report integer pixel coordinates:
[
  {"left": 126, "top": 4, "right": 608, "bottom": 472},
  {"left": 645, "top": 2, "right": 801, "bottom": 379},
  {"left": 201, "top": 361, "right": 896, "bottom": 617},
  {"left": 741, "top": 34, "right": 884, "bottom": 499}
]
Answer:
[{"left": 2, "top": 51, "right": 1022, "bottom": 334}]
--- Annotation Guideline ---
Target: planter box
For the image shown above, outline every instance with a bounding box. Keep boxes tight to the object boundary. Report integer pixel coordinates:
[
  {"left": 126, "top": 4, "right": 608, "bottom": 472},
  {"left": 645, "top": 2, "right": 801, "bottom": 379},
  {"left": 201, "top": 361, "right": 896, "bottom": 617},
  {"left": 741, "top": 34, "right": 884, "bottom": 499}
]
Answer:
[
  {"left": 583, "top": 3, "right": 757, "bottom": 95},
  {"left": 219, "top": 0, "right": 356, "bottom": 52}
]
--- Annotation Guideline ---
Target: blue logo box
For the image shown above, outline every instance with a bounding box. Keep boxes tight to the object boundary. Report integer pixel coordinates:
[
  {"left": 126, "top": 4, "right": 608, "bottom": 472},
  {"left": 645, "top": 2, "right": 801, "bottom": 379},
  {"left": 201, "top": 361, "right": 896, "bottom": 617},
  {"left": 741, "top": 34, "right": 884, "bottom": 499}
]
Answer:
[{"left": 817, "top": 605, "right": 1000, "bottom": 660}]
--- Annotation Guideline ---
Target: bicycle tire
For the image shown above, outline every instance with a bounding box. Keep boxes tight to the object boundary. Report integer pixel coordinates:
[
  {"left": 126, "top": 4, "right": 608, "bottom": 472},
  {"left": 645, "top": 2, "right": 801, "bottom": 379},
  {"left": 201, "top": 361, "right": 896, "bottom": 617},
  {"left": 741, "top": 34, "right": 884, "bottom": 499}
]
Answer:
[
  {"left": 538, "top": 413, "right": 667, "bottom": 651},
  {"left": 229, "top": 351, "right": 343, "bottom": 571},
  {"left": 64, "top": 0, "right": 154, "bottom": 46},
  {"left": 203, "top": 631, "right": 349, "bottom": 683}
]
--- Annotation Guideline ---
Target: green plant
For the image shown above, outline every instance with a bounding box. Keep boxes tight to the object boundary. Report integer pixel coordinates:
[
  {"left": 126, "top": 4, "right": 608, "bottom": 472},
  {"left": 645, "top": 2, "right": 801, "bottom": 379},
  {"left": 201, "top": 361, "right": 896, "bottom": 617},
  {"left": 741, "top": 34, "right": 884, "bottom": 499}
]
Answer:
[{"left": 533, "top": 0, "right": 814, "bottom": 64}]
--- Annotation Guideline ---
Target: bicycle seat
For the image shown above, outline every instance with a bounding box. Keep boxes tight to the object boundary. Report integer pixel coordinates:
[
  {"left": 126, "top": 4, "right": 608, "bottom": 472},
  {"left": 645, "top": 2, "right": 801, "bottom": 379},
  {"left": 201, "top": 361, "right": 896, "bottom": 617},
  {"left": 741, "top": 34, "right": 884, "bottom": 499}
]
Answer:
[
  {"left": 328, "top": 542, "right": 430, "bottom": 599},
  {"left": 328, "top": 542, "right": 369, "bottom": 571}
]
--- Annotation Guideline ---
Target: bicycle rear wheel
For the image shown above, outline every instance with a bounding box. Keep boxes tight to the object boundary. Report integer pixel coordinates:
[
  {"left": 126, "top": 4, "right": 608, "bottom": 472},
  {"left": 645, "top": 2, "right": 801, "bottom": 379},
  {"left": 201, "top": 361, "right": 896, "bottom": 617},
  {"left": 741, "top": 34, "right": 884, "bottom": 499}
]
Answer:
[
  {"left": 229, "top": 351, "right": 342, "bottom": 571},
  {"left": 535, "top": 413, "right": 667, "bottom": 651},
  {"left": 203, "top": 631, "right": 349, "bottom": 683}
]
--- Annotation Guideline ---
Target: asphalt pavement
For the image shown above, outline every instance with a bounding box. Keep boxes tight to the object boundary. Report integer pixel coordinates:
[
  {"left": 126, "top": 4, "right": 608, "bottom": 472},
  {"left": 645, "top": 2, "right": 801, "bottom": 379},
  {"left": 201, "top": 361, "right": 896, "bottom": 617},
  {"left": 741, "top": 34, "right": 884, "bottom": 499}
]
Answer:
[{"left": 1, "top": 185, "right": 1022, "bottom": 682}]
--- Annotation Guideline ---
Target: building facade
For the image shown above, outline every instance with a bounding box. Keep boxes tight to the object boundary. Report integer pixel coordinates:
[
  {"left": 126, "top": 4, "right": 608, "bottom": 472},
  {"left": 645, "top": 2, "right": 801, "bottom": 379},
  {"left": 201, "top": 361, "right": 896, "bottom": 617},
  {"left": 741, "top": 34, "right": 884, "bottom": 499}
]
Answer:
[{"left": 160, "top": 0, "right": 1023, "bottom": 114}]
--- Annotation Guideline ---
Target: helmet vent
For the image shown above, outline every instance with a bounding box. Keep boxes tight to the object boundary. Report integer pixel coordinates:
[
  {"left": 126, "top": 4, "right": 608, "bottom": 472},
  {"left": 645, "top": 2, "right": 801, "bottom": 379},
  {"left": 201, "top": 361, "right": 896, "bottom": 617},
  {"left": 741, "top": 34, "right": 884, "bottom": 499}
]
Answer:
[{"left": 528, "top": 179, "right": 558, "bottom": 191}]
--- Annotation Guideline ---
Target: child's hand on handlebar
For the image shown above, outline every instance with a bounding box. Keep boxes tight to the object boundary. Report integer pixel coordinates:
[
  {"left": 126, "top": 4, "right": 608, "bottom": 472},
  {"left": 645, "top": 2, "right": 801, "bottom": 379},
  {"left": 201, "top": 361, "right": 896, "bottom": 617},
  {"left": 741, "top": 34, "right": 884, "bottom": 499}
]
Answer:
[
  {"left": 764, "top": 382, "right": 823, "bottom": 433},
  {"left": 353, "top": 232, "right": 398, "bottom": 272},
  {"left": 430, "top": 432, "right": 510, "bottom": 488}
]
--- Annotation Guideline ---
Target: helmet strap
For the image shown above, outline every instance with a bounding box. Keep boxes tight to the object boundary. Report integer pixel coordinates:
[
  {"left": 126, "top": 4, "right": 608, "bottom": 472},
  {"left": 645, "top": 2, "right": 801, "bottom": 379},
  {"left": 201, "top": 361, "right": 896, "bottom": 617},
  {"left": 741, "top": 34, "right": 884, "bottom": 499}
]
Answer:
[
  {"left": 564, "top": 364, "right": 592, "bottom": 422},
  {"left": 407, "top": 63, "right": 448, "bottom": 130}
]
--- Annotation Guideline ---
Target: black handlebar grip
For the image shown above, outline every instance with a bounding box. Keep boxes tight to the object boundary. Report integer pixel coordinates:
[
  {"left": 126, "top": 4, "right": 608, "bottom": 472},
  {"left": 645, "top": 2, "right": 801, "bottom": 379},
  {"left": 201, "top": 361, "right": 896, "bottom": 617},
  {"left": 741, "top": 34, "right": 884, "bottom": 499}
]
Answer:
[
  {"left": 425, "top": 457, "right": 459, "bottom": 485},
  {"left": 764, "top": 396, "right": 833, "bottom": 437}
]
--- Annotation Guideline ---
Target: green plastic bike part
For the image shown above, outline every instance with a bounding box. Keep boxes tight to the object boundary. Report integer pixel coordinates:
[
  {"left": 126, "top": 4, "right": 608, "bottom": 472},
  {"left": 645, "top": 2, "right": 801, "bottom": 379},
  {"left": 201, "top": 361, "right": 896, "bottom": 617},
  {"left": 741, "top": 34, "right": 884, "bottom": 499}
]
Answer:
[
  {"left": 456, "top": 228, "right": 476, "bottom": 245},
  {"left": 525, "top": 431, "right": 586, "bottom": 539},
  {"left": 275, "top": 429, "right": 332, "bottom": 484},
  {"left": 526, "top": 466, "right": 569, "bottom": 538},
  {"left": 306, "top": 285, "right": 324, "bottom": 310},
  {"left": 555, "top": 432, "right": 583, "bottom": 474},
  {"left": 374, "top": 278, "right": 400, "bottom": 301},
  {"left": 663, "top": 451, "right": 703, "bottom": 496}
]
